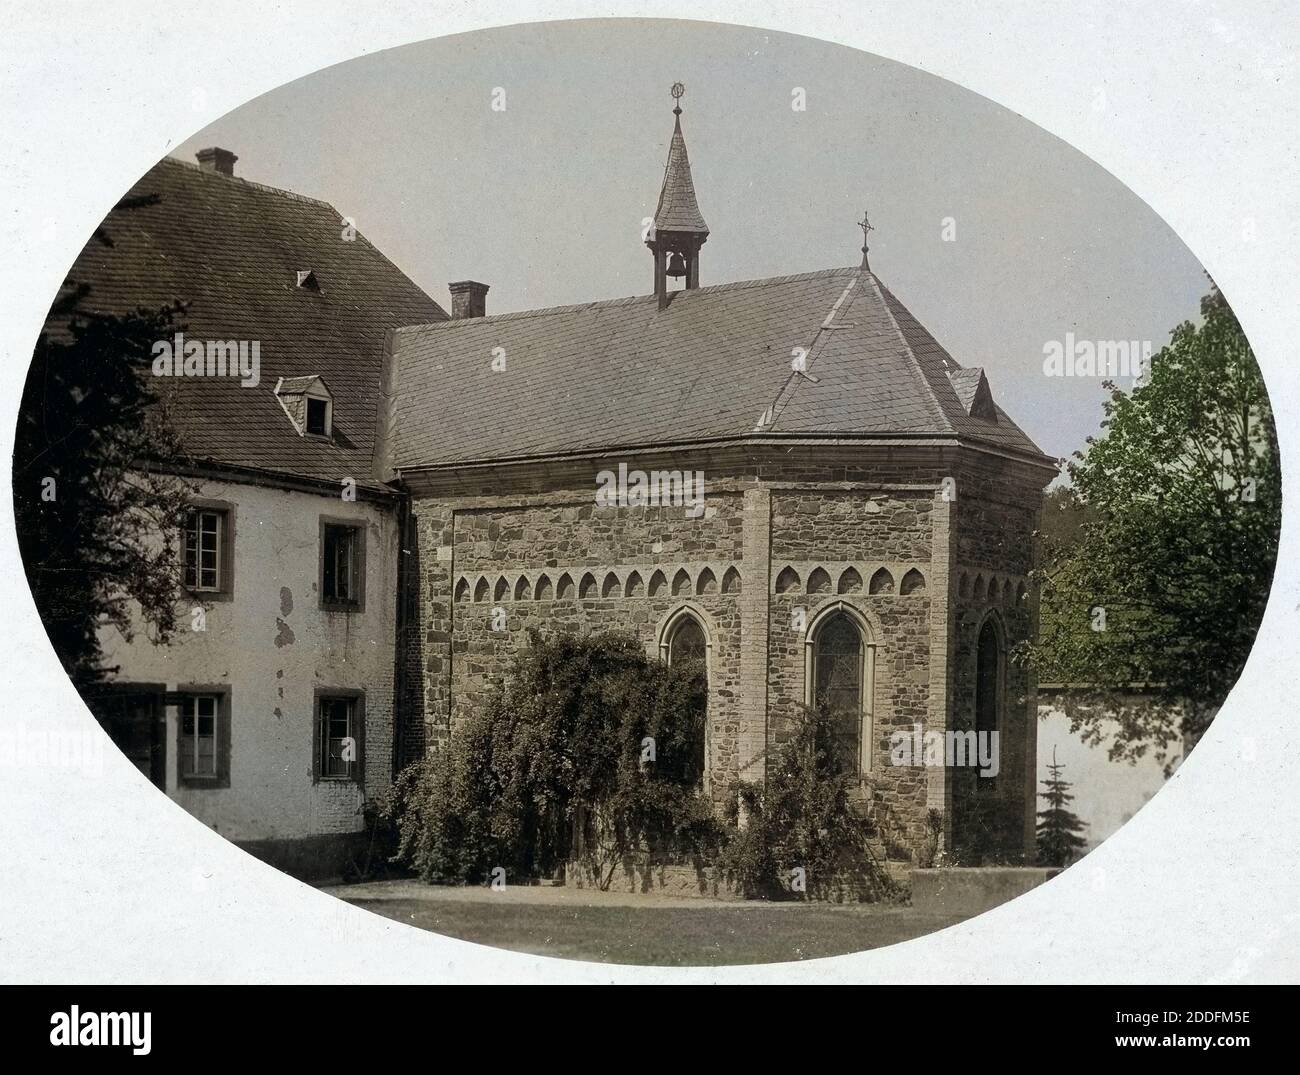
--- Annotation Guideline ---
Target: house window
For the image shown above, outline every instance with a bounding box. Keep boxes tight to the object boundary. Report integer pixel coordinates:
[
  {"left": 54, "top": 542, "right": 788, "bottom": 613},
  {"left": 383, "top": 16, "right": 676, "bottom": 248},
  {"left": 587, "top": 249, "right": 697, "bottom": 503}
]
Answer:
[
  {"left": 320, "top": 521, "right": 364, "bottom": 610},
  {"left": 184, "top": 509, "right": 223, "bottom": 591},
  {"left": 306, "top": 396, "right": 329, "bottom": 436},
  {"left": 182, "top": 502, "right": 234, "bottom": 597},
  {"left": 811, "top": 611, "right": 866, "bottom": 777},
  {"left": 176, "top": 689, "right": 230, "bottom": 787},
  {"left": 315, "top": 692, "right": 363, "bottom": 783}
]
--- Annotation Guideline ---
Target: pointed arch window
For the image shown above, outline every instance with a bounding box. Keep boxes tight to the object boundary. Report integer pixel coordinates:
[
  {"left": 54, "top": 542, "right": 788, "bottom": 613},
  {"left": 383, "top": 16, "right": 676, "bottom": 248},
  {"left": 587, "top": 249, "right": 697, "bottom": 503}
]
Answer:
[
  {"left": 975, "top": 616, "right": 1002, "bottom": 738},
  {"left": 659, "top": 608, "right": 711, "bottom": 784},
  {"left": 666, "top": 616, "right": 707, "bottom": 669},
  {"left": 805, "top": 604, "right": 876, "bottom": 777}
]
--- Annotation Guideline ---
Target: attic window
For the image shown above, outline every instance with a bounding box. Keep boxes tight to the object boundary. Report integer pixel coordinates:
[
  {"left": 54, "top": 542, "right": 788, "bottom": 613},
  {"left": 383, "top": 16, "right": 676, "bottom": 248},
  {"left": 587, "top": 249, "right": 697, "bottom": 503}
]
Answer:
[
  {"left": 273, "top": 375, "right": 334, "bottom": 438},
  {"left": 296, "top": 269, "right": 319, "bottom": 291},
  {"left": 306, "top": 397, "right": 328, "bottom": 436}
]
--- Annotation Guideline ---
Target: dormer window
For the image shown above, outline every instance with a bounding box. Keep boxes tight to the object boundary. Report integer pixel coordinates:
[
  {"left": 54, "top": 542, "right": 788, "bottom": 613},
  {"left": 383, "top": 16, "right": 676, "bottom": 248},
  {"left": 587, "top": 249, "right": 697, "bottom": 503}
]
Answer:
[
  {"left": 306, "top": 397, "right": 328, "bottom": 436},
  {"left": 274, "top": 375, "right": 334, "bottom": 439},
  {"left": 296, "top": 269, "right": 320, "bottom": 291}
]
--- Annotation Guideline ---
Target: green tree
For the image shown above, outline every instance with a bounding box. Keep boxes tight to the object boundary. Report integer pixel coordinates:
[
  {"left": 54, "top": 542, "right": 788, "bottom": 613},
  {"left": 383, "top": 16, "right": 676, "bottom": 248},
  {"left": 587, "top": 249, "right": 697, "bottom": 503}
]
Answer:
[
  {"left": 1028, "top": 284, "right": 1280, "bottom": 768},
  {"left": 1036, "top": 748, "right": 1088, "bottom": 867},
  {"left": 12, "top": 204, "right": 192, "bottom": 690}
]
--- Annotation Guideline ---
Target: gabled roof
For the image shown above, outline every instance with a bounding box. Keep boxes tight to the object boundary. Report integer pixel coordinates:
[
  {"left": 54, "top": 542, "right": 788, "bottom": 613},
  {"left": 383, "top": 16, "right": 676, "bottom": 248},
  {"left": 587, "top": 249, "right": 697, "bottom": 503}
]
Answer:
[
  {"left": 947, "top": 367, "right": 997, "bottom": 420},
  {"left": 652, "top": 113, "right": 709, "bottom": 236},
  {"left": 276, "top": 374, "right": 331, "bottom": 397},
  {"left": 51, "top": 156, "right": 447, "bottom": 489},
  {"left": 389, "top": 265, "right": 1048, "bottom": 470}
]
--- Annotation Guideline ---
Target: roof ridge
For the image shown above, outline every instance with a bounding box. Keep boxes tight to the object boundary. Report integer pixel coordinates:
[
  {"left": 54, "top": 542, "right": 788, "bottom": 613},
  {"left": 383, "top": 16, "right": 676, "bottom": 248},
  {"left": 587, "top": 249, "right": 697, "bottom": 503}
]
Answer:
[
  {"left": 393, "top": 265, "right": 865, "bottom": 333},
  {"left": 865, "top": 273, "right": 952, "bottom": 430},
  {"left": 159, "top": 155, "right": 337, "bottom": 209},
  {"left": 156, "top": 155, "right": 451, "bottom": 330},
  {"left": 766, "top": 271, "right": 867, "bottom": 432}
]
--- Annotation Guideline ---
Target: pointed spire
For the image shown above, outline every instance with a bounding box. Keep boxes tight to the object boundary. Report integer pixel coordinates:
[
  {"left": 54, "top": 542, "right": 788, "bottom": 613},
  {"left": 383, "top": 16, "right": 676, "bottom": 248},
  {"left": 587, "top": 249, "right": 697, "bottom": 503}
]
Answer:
[{"left": 653, "top": 83, "right": 709, "bottom": 236}]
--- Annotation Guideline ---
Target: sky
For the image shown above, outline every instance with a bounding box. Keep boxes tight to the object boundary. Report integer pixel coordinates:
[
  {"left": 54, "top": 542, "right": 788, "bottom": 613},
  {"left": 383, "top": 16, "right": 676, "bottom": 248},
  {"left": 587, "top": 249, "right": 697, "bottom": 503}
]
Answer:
[{"left": 174, "top": 18, "right": 1209, "bottom": 465}]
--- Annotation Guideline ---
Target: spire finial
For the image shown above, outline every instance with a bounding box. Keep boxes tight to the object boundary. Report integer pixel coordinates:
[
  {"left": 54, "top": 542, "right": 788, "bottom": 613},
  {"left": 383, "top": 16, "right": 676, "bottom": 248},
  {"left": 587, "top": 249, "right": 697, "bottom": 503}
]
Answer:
[
  {"left": 671, "top": 81, "right": 685, "bottom": 117},
  {"left": 858, "top": 207, "right": 875, "bottom": 270}
]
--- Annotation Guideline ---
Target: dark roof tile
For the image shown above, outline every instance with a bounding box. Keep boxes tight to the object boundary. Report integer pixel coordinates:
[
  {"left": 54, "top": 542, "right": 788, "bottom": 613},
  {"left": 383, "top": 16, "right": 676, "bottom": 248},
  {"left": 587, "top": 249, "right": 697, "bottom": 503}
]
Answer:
[{"left": 390, "top": 266, "right": 1047, "bottom": 468}]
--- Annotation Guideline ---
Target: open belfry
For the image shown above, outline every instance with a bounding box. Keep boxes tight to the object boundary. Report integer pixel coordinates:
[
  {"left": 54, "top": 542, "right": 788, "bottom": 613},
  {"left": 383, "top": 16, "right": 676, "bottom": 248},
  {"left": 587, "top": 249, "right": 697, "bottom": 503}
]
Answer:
[{"left": 384, "top": 85, "right": 1056, "bottom": 864}]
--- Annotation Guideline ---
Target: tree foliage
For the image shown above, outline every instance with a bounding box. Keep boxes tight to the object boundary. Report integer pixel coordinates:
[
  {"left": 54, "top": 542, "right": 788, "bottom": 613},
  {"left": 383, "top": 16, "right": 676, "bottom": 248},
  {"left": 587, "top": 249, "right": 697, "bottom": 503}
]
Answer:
[
  {"left": 12, "top": 215, "right": 193, "bottom": 690},
  {"left": 1028, "top": 285, "right": 1280, "bottom": 767},
  {"left": 1035, "top": 748, "right": 1088, "bottom": 867}
]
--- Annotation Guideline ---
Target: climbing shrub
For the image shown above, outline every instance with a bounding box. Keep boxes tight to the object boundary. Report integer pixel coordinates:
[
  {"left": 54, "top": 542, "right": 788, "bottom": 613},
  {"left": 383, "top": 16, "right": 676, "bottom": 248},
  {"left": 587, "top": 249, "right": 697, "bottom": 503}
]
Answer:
[{"left": 379, "top": 630, "right": 722, "bottom": 886}]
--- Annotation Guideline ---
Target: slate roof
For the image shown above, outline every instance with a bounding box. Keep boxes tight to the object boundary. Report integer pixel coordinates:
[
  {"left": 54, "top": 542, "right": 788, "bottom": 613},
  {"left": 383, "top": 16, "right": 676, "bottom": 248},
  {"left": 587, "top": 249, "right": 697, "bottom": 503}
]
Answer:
[
  {"left": 652, "top": 114, "right": 709, "bottom": 235},
  {"left": 947, "top": 366, "right": 996, "bottom": 420},
  {"left": 389, "top": 265, "right": 1049, "bottom": 470},
  {"left": 52, "top": 155, "right": 447, "bottom": 490},
  {"left": 947, "top": 367, "right": 987, "bottom": 412}
]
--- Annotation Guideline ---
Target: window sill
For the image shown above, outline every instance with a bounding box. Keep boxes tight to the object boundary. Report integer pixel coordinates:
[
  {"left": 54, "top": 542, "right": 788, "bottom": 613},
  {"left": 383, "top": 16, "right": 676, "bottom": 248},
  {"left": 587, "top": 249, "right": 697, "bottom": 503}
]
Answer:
[
  {"left": 320, "top": 601, "right": 363, "bottom": 614},
  {"left": 183, "top": 587, "right": 234, "bottom": 604},
  {"left": 314, "top": 776, "right": 362, "bottom": 787}
]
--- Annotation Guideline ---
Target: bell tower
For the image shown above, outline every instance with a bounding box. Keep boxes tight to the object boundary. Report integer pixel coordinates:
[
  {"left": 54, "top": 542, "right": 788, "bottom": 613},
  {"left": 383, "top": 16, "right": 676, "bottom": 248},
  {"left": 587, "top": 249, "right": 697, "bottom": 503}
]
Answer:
[{"left": 647, "top": 82, "right": 709, "bottom": 309}]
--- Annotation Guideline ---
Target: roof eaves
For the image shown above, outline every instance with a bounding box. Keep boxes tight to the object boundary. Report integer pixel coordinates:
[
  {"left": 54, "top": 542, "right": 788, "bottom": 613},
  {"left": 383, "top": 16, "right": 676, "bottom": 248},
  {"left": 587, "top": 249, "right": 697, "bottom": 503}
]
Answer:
[{"left": 396, "top": 430, "right": 980, "bottom": 474}]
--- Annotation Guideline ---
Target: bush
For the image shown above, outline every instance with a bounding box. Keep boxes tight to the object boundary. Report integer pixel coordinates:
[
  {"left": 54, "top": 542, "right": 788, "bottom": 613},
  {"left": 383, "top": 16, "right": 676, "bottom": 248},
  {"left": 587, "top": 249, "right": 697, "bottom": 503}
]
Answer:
[
  {"left": 378, "top": 630, "right": 723, "bottom": 886},
  {"left": 719, "top": 704, "right": 899, "bottom": 901},
  {"left": 380, "top": 633, "right": 900, "bottom": 901}
]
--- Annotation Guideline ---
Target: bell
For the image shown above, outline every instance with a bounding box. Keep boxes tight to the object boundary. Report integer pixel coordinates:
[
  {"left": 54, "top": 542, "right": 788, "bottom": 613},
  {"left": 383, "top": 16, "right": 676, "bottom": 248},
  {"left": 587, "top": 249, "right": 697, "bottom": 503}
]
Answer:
[{"left": 666, "top": 252, "right": 687, "bottom": 278}]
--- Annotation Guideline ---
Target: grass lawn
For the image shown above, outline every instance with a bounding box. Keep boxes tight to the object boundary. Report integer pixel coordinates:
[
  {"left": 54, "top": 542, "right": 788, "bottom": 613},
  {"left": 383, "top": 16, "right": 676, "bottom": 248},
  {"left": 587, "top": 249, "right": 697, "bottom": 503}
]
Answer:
[{"left": 327, "top": 882, "right": 969, "bottom": 966}]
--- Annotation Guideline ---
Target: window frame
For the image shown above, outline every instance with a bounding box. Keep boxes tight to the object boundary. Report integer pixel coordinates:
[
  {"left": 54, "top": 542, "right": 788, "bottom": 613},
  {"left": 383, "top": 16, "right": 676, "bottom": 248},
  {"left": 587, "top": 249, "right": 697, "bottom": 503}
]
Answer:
[
  {"left": 664, "top": 615, "right": 708, "bottom": 669},
  {"left": 656, "top": 604, "right": 713, "bottom": 786},
  {"left": 175, "top": 685, "right": 231, "bottom": 789},
  {"left": 304, "top": 393, "right": 332, "bottom": 438},
  {"left": 181, "top": 500, "right": 236, "bottom": 600},
  {"left": 318, "top": 517, "right": 366, "bottom": 612},
  {"left": 803, "top": 602, "right": 876, "bottom": 778},
  {"left": 312, "top": 688, "right": 365, "bottom": 786}
]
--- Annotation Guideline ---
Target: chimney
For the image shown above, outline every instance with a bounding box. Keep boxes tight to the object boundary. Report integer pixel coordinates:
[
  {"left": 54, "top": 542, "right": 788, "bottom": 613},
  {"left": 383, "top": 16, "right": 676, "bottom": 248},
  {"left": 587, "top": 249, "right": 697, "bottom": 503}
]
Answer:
[
  {"left": 449, "top": 280, "right": 489, "bottom": 320},
  {"left": 195, "top": 147, "right": 238, "bottom": 177}
]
